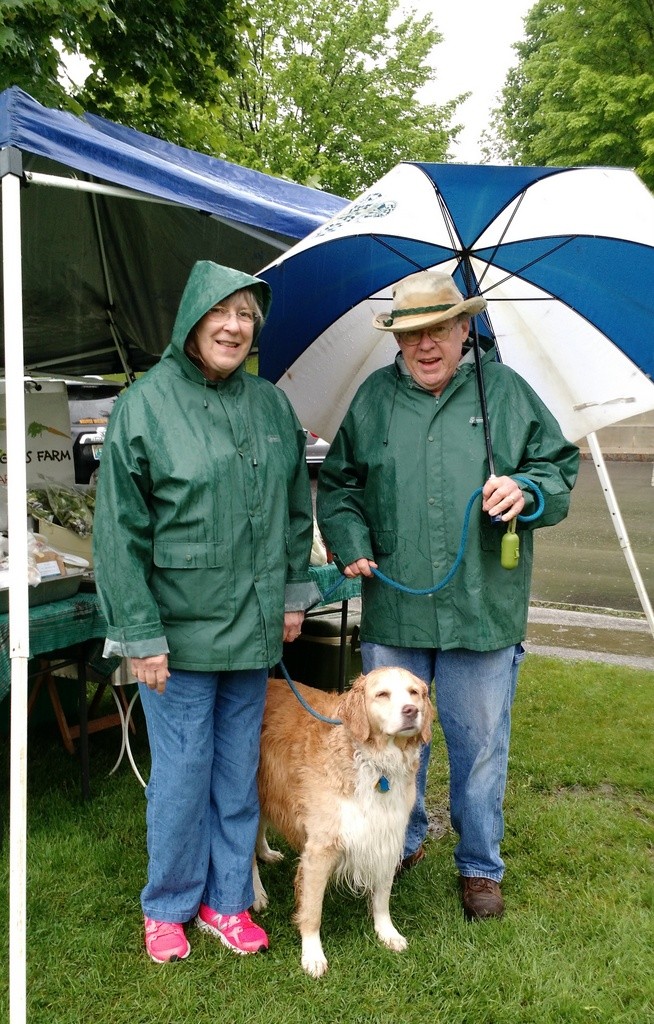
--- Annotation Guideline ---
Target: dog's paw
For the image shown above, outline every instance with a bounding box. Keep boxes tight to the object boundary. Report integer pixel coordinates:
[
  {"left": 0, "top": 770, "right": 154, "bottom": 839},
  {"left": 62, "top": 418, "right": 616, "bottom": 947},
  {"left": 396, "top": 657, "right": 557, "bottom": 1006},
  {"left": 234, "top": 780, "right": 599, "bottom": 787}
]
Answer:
[
  {"left": 377, "top": 926, "right": 408, "bottom": 952},
  {"left": 257, "top": 835, "right": 284, "bottom": 864},
  {"left": 301, "top": 935, "right": 328, "bottom": 978},
  {"left": 260, "top": 847, "right": 284, "bottom": 864},
  {"left": 252, "top": 887, "right": 269, "bottom": 912}
]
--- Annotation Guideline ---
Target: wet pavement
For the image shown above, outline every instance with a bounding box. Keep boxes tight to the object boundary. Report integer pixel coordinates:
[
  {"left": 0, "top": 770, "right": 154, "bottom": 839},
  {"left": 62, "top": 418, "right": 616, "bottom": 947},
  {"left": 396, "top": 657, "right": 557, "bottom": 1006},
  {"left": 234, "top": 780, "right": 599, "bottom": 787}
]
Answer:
[
  {"left": 527, "top": 458, "right": 654, "bottom": 668},
  {"left": 525, "top": 605, "right": 654, "bottom": 670},
  {"left": 530, "top": 458, "right": 653, "bottom": 615}
]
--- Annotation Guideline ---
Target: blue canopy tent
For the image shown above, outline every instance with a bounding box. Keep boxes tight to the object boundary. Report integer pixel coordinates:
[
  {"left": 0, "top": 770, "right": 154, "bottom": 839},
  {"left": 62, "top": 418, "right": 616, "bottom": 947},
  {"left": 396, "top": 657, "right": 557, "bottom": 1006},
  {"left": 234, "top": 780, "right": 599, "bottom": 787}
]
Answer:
[
  {"left": 0, "top": 86, "right": 346, "bottom": 377},
  {"left": 0, "top": 85, "right": 346, "bottom": 1024}
]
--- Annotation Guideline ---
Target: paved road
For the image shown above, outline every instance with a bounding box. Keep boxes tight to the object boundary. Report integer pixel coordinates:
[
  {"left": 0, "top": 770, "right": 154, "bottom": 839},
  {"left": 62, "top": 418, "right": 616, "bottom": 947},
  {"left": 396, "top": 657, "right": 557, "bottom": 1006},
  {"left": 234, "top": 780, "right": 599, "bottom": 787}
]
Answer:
[{"left": 526, "top": 605, "right": 654, "bottom": 671}]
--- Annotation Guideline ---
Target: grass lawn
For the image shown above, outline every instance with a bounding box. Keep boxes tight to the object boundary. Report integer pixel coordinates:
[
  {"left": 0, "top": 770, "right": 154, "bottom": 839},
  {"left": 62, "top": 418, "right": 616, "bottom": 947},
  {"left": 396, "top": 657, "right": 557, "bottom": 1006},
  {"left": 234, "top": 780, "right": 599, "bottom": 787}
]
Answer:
[{"left": 1, "top": 654, "right": 653, "bottom": 1024}]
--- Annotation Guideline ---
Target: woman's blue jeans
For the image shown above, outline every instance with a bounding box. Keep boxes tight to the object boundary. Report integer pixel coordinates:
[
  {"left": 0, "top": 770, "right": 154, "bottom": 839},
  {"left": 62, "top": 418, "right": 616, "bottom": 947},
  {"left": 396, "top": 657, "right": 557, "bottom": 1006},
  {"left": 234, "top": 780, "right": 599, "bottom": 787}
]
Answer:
[
  {"left": 139, "top": 667, "right": 268, "bottom": 922},
  {"left": 361, "top": 642, "right": 524, "bottom": 881}
]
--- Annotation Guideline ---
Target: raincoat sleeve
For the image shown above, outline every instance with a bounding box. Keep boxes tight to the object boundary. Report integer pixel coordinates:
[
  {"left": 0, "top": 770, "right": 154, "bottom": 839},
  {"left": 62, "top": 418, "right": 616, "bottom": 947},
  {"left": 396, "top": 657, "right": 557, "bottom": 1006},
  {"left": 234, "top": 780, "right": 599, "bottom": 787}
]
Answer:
[
  {"left": 92, "top": 396, "right": 169, "bottom": 658},
  {"left": 495, "top": 370, "right": 580, "bottom": 529},
  {"left": 316, "top": 406, "right": 374, "bottom": 573}
]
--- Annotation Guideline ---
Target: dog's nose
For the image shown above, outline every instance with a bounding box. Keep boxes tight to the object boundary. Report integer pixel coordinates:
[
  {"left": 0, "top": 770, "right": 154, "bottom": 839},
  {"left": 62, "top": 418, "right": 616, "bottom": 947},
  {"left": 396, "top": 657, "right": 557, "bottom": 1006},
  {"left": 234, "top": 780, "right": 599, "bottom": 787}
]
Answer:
[{"left": 401, "top": 704, "right": 418, "bottom": 720}]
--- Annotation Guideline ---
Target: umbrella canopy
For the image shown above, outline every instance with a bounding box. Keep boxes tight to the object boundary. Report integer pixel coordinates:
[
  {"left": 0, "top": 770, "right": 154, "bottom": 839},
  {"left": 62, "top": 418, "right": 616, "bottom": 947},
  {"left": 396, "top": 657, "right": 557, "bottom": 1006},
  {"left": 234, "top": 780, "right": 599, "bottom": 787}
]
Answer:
[{"left": 258, "top": 161, "right": 654, "bottom": 445}]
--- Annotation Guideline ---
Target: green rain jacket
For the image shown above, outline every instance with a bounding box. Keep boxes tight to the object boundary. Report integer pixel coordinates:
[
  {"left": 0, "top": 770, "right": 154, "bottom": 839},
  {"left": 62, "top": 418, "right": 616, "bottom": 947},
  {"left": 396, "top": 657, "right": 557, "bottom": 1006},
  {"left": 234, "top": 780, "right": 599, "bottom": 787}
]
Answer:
[
  {"left": 94, "top": 262, "right": 316, "bottom": 672},
  {"left": 317, "top": 350, "right": 579, "bottom": 652}
]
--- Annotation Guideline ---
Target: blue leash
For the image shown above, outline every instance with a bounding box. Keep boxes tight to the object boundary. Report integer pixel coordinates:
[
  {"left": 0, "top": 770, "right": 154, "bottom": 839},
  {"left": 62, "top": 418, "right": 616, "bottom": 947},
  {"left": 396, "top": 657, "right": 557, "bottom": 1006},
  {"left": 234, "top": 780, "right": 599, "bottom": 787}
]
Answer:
[
  {"left": 277, "top": 658, "right": 343, "bottom": 725},
  {"left": 278, "top": 476, "right": 544, "bottom": 721},
  {"left": 371, "top": 475, "right": 544, "bottom": 596}
]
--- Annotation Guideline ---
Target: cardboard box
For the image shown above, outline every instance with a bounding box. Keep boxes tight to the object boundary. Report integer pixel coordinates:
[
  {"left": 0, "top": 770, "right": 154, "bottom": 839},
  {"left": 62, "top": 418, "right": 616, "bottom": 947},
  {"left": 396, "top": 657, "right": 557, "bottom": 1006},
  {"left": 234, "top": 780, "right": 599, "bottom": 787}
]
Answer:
[{"left": 37, "top": 519, "right": 93, "bottom": 567}]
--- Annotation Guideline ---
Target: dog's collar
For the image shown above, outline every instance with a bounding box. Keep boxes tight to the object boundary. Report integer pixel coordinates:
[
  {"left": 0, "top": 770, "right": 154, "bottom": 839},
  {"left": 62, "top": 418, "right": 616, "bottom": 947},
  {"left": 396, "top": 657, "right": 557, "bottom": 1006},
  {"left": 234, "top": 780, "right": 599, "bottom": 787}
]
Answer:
[{"left": 376, "top": 775, "right": 391, "bottom": 793}]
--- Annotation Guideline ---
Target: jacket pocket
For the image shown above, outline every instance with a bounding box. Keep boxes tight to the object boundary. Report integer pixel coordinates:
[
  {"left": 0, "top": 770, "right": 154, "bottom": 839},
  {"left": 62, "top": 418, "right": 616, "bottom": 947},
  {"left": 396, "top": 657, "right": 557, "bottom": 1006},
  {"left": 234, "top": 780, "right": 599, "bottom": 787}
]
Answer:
[
  {"left": 370, "top": 529, "right": 397, "bottom": 556},
  {"left": 153, "top": 540, "right": 224, "bottom": 569},
  {"left": 479, "top": 517, "right": 503, "bottom": 553}
]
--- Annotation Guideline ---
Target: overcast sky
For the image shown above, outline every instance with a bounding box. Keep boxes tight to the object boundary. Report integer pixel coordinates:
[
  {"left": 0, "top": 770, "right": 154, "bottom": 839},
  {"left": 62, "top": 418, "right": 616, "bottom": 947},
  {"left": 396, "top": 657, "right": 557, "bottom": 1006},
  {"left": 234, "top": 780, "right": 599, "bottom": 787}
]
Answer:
[{"left": 404, "top": 0, "right": 536, "bottom": 163}]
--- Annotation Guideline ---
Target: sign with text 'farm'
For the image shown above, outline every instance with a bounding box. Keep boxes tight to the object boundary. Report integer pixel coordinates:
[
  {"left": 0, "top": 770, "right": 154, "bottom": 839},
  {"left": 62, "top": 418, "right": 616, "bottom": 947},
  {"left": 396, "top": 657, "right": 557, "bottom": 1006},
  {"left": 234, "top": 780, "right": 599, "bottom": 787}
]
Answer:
[{"left": 0, "top": 380, "right": 74, "bottom": 487}]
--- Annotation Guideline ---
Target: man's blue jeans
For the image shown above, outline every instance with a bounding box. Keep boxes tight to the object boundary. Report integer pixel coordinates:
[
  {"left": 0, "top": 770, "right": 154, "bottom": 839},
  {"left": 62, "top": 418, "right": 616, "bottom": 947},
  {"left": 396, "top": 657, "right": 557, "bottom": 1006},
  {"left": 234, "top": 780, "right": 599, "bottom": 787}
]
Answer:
[
  {"left": 139, "top": 667, "right": 268, "bottom": 922},
  {"left": 361, "top": 642, "right": 525, "bottom": 881}
]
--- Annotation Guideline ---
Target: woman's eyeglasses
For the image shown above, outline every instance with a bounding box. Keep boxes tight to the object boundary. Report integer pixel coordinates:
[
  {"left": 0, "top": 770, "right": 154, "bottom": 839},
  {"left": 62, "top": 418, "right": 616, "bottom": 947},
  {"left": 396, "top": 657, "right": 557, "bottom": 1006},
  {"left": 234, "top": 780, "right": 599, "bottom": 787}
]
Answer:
[
  {"left": 398, "top": 320, "right": 461, "bottom": 345},
  {"left": 206, "top": 305, "right": 260, "bottom": 326}
]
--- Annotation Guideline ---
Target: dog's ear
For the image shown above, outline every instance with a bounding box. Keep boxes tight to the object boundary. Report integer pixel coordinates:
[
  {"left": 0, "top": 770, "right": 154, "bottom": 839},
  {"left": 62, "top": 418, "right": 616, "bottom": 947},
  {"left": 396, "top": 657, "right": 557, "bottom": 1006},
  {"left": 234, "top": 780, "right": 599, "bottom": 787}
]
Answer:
[
  {"left": 420, "top": 683, "right": 436, "bottom": 744},
  {"left": 338, "top": 674, "right": 370, "bottom": 743}
]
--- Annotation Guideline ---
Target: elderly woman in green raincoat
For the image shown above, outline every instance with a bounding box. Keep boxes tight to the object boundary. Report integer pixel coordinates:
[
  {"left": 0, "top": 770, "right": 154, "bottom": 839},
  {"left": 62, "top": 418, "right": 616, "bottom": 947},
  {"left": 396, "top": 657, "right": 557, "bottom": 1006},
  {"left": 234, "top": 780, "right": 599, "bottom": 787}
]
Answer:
[
  {"left": 94, "top": 261, "right": 317, "bottom": 964},
  {"left": 317, "top": 271, "right": 579, "bottom": 922}
]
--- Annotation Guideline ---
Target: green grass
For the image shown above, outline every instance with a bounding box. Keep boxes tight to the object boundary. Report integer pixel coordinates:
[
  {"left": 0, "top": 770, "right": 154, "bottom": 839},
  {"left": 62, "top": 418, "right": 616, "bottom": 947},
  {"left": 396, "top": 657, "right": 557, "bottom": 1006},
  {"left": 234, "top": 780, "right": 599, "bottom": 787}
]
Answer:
[{"left": 1, "top": 655, "right": 653, "bottom": 1024}]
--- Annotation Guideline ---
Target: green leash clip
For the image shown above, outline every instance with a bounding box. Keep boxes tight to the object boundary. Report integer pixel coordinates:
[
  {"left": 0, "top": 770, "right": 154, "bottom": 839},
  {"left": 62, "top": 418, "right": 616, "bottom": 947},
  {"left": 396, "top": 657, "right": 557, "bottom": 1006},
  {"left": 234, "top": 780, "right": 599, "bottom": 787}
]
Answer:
[{"left": 501, "top": 518, "right": 520, "bottom": 570}]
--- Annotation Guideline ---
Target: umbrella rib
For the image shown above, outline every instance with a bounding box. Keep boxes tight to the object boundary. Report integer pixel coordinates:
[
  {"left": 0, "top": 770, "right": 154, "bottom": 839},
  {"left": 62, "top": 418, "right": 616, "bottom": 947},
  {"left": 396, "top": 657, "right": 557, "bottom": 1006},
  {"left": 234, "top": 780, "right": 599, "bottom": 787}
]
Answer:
[
  {"left": 476, "top": 191, "right": 528, "bottom": 292},
  {"left": 481, "top": 235, "right": 579, "bottom": 299},
  {"left": 370, "top": 233, "right": 442, "bottom": 272}
]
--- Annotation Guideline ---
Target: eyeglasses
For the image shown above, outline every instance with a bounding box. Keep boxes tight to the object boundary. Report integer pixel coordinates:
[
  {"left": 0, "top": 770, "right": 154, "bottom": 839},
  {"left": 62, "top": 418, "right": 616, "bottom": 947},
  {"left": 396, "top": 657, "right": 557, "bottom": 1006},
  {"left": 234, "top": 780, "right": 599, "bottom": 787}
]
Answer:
[
  {"left": 398, "top": 320, "right": 462, "bottom": 345},
  {"left": 206, "top": 305, "right": 260, "bottom": 326}
]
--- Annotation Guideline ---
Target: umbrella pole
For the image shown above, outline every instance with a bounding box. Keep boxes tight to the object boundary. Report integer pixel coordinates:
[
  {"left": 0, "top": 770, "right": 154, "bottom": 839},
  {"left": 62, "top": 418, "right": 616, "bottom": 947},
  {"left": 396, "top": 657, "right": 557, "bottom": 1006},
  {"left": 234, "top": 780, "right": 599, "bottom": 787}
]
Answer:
[
  {"left": 471, "top": 320, "right": 500, "bottom": 496},
  {"left": 586, "top": 432, "right": 654, "bottom": 638}
]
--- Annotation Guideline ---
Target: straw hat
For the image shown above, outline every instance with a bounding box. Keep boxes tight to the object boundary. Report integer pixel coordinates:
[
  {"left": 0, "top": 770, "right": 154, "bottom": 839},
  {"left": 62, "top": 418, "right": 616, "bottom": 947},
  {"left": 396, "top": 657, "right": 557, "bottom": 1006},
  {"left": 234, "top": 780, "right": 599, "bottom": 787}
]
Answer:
[{"left": 372, "top": 271, "right": 486, "bottom": 333}]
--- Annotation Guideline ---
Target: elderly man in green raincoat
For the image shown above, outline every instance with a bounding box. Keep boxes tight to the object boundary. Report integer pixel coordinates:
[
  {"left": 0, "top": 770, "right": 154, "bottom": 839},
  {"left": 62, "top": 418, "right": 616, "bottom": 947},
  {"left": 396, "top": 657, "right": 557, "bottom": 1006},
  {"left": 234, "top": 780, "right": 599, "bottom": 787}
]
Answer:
[
  {"left": 317, "top": 270, "right": 579, "bottom": 921},
  {"left": 94, "top": 261, "right": 317, "bottom": 964}
]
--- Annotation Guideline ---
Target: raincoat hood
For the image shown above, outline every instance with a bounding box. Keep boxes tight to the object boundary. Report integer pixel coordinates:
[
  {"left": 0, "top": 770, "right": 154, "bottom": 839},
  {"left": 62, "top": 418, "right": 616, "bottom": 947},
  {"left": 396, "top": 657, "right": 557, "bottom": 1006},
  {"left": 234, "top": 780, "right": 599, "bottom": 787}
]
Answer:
[{"left": 170, "top": 260, "right": 273, "bottom": 353}]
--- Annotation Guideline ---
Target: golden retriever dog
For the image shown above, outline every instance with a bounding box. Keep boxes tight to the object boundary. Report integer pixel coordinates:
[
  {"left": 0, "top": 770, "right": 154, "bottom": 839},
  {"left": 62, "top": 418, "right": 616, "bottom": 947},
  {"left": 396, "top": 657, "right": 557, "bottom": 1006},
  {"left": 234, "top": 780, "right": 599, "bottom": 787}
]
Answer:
[{"left": 252, "top": 667, "right": 434, "bottom": 978}]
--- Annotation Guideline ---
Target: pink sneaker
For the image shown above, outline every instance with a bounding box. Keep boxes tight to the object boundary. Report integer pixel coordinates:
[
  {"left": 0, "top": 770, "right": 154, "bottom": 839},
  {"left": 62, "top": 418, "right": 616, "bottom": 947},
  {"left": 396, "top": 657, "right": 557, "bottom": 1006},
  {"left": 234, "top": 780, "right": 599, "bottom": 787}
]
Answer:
[
  {"left": 144, "top": 917, "right": 191, "bottom": 963},
  {"left": 195, "top": 904, "right": 269, "bottom": 954}
]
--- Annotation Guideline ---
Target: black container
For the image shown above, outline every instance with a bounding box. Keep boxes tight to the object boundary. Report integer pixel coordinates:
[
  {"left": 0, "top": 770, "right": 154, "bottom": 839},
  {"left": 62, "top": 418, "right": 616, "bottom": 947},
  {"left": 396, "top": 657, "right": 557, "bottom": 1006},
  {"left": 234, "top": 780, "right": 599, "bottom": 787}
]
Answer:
[{"left": 280, "top": 606, "right": 361, "bottom": 692}]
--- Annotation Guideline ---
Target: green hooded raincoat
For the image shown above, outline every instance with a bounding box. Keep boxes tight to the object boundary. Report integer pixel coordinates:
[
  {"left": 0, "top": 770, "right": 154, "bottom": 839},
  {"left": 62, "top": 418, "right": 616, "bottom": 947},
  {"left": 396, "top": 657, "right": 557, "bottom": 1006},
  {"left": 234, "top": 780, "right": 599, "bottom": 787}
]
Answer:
[
  {"left": 317, "top": 351, "right": 579, "bottom": 653},
  {"left": 94, "top": 262, "right": 315, "bottom": 672}
]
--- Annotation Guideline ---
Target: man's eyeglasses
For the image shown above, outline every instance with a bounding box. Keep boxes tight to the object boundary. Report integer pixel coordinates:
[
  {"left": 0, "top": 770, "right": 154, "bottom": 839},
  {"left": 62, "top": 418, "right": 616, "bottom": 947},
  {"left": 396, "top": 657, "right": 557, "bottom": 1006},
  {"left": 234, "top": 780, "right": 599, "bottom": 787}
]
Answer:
[
  {"left": 206, "top": 305, "right": 260, "bottom": 326},
  {"left": 398, "top": 320, "right": 461, "bottom": 345}
]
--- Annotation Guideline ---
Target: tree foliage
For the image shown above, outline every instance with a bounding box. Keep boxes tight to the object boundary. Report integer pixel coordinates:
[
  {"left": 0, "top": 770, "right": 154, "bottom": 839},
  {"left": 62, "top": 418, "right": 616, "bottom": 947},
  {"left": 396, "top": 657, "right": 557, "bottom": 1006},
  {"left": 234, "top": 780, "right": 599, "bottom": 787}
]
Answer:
[
  {"left": 488, "top": 0, "right": 654, "bottom": 189},
  {"left": 0, "top": 0, "right": 244, "bottom": 127},
  {"left": 0, "top": 0, "right": 464, "bottom": 197},
  {"left": 211, "top": 0, "right": 462, "bottom": 197}
]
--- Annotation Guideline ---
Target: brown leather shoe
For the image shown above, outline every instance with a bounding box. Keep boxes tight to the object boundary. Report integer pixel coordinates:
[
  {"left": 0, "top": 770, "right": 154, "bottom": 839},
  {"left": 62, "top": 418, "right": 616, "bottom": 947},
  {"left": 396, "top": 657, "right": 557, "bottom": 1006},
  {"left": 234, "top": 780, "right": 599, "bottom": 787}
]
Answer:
[
  {"left": 395, "top": 845, "right": 426, "bottom": 876},
  {"left": 459, "top": 876, "right": 504, "bottom": 920}
]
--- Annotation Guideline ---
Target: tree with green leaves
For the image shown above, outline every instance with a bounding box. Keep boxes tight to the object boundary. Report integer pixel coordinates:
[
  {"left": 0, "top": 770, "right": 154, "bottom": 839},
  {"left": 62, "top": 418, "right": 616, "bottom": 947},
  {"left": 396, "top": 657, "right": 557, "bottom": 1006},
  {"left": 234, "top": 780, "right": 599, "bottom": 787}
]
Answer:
[
  {"left": 0, "top": 0, "right": 244, "bottom": 130},
  {"left": 210, "top": 0, "right": 464, "bottom": 197},
  {"left": 487, "top": 0, "right": 654, "bottom": 189},
  {"left": 1, "top": 0, "right": 464, "bottom": 197}
]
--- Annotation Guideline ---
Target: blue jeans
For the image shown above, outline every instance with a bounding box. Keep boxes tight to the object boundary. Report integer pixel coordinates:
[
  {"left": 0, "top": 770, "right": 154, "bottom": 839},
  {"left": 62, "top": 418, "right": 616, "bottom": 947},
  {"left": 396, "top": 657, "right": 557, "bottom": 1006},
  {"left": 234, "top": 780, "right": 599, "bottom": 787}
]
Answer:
[
  {"left": 139, "top": 667, "right": 268, "bottom": 922},
  {"left": 361, "top": 642, "right": 524, "bottom": 881}
]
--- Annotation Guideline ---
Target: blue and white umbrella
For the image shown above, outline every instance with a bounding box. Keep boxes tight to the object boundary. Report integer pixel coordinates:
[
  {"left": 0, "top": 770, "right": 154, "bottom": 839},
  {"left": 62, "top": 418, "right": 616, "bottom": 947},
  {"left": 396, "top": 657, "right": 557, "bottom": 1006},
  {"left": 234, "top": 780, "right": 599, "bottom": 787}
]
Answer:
[{"left": 258, "top": 162, "right": 654, "bottom": 446}]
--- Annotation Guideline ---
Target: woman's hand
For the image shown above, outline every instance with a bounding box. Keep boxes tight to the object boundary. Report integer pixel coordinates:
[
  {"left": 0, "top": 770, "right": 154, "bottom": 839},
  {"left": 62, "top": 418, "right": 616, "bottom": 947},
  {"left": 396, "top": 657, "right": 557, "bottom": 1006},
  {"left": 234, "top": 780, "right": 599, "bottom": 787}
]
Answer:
[
  {"left": 284, "top": 610, "right": 305, "bottom": 643},
  {"left": 130, "top": 654, "right": 170, "bottom": 694}
]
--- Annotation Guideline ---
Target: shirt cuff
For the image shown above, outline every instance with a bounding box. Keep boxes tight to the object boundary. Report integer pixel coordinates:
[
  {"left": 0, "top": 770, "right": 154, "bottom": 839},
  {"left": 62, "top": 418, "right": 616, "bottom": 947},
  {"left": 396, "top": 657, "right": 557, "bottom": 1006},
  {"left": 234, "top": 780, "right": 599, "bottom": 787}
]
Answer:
[
  {"left": 284, "top": 580, "right": 322, "bottom": 611},
  {"left": 102, "top": 636, "right": 170, "bottom": 659}
]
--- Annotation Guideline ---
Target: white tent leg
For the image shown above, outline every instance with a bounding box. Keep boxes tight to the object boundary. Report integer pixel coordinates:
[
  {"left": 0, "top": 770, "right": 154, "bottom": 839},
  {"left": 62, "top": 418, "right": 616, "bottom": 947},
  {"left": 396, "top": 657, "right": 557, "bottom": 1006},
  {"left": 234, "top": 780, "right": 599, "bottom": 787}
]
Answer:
[
  {"left": 3, "top": 166, "right": 30, "bottom": 1024},
  {"left": 586, "top": 431, "right": 654, "bottom": 639}
]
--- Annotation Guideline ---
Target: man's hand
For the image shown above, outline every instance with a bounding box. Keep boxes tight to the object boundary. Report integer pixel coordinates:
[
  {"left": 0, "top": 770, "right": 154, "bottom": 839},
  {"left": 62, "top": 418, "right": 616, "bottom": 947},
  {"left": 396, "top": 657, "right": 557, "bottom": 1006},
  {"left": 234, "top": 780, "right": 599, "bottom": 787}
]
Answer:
[
  {"left": 343, "top": 557, "right": 378, "bottom": 578},
  {"left": 482, "top": 475, "right": 525, "bottom": 522}
]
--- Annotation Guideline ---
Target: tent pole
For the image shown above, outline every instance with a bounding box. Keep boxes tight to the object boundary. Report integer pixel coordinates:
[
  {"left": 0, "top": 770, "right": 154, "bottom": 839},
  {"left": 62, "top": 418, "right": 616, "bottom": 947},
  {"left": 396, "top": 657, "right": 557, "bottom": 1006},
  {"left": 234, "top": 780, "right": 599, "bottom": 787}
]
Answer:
[
  {"left": 2, "top": 157, "right": 29, "bottom": 1024},
  {"left": 586, "top": 431, "right": 654, "bottom": 638},
  {"left": 89, "top": 192, "right": 135, "bottom": 380}
]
